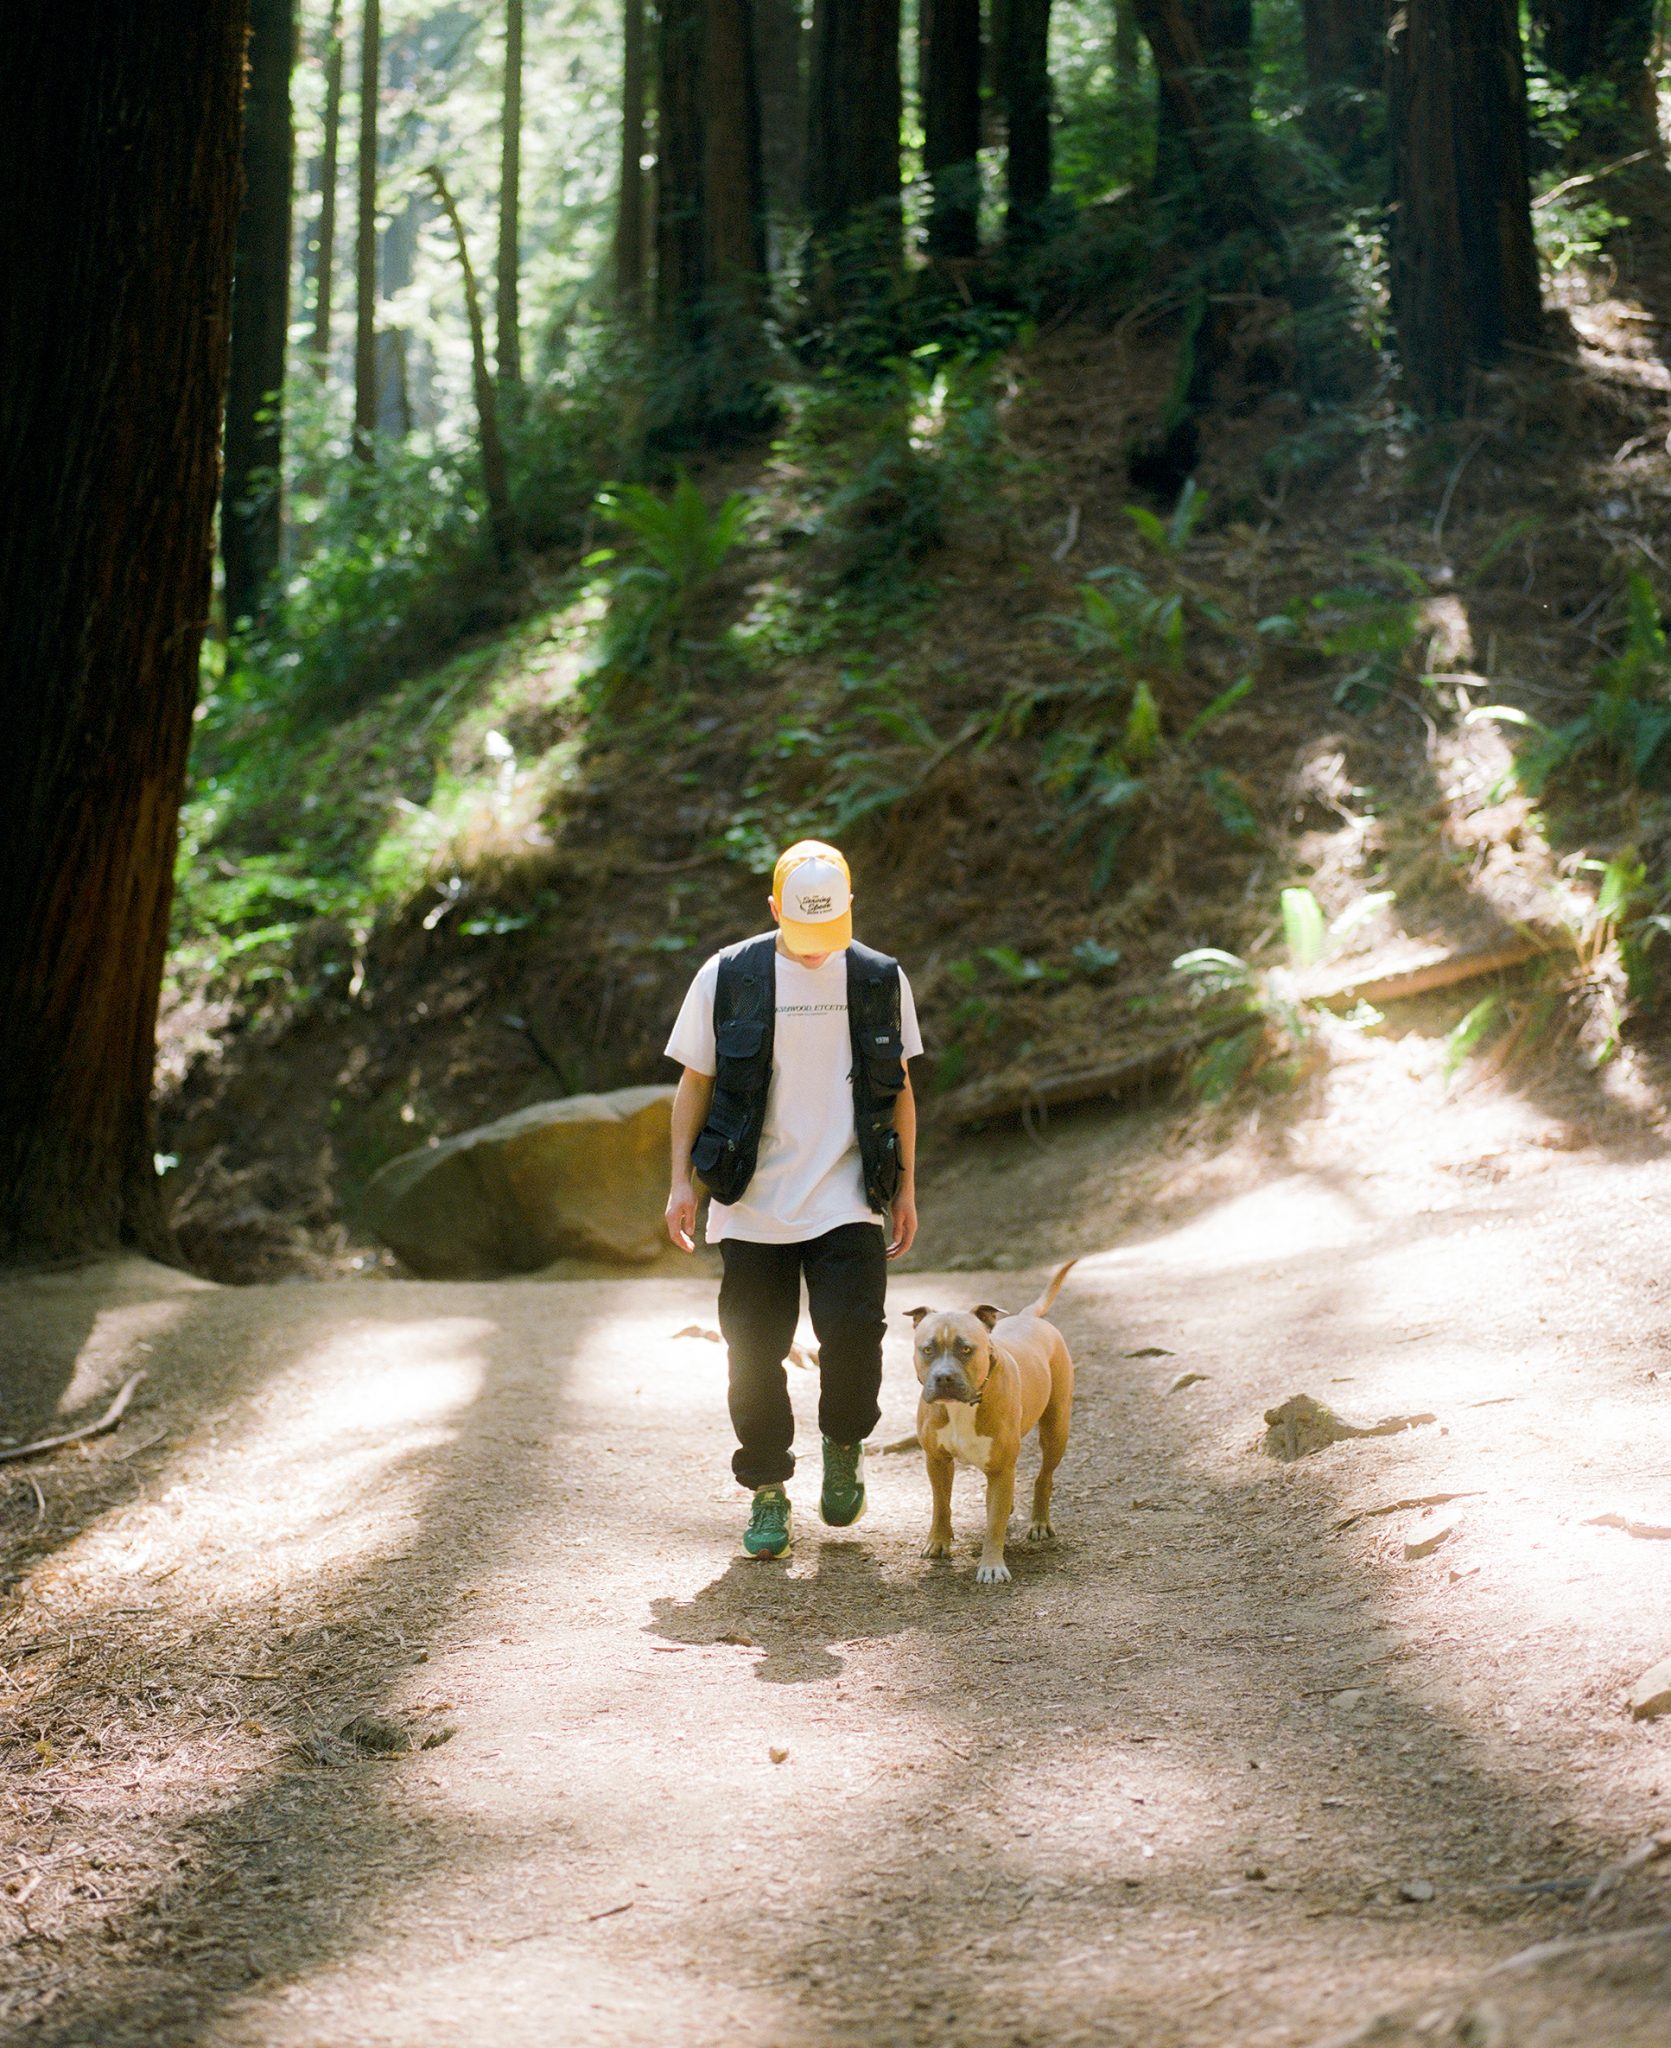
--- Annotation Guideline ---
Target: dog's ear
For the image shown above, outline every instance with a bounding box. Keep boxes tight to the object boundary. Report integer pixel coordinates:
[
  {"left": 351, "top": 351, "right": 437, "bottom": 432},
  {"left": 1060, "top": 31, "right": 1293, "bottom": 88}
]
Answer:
[
  {"left": 972, "top": 1304, "right": 1004, "bottom": 1330},
  {"left": 904, "top": 1306, "right": 931, "bottom": 1327}
]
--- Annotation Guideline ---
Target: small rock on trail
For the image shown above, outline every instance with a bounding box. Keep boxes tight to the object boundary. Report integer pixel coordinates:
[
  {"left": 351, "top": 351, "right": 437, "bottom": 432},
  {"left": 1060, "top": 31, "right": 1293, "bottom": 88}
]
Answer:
[{"left": 1262, "top": 1392, "right": 1438, "bottom": 1461}]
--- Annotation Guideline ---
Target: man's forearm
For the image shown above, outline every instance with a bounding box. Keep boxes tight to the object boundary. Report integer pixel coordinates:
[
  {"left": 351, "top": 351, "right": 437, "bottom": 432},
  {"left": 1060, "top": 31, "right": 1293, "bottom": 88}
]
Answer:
[
  {"left": 670, "top": 1068, "right": 714, "bottom": 1182},
  {"left": 894, "top": 1071, "right": 917, "bottom": 1190}
]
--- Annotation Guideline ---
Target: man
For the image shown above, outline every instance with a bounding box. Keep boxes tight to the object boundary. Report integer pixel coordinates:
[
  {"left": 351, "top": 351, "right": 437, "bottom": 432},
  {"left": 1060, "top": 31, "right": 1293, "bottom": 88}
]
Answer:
[{"left": 664, "top": 840, "right": 922, "bottom": 1560}]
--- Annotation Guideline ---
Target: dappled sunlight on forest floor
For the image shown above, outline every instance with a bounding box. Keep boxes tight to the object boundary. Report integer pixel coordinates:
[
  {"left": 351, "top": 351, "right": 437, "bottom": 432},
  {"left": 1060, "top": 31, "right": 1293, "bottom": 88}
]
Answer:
[{"left": 4, "top": 1069, "right": 1669, "bottom": 2045}]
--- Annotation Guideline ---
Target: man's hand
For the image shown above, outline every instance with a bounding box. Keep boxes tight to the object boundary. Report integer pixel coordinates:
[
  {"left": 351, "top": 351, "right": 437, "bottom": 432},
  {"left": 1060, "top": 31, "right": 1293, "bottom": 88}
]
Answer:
[
  {"left": 886, "top": 1186, "right": 918, "bottom": 1261},
  {"left": 665, "top": 1180, "right": 698, "bottom": 1253}
]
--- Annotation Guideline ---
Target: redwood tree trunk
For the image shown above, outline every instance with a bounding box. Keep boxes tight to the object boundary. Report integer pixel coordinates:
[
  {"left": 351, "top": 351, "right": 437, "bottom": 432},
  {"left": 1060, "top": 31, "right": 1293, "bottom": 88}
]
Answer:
[
  {"left": 1531, "top": 0, "right": 1658, "bottom": 154},
  {"left": 223, "top": 0, "right": 296, "bottom": 634},
  {"left": 1302, "top": 0, "right": 1384, "bottom": 148},
  {"left": 655, "top": 0, "right": 771, "bottom": 439},
  {"left": 805, "top": 0, "right": 903, "bottom": 311},
  {"left": 497, "top": 0, "right": 523, "bottom": 392},
  {"left": 615, "top": 0, "right": 648, "bottom": 313},
  {"left": 1389, "top": 0, "right": 1542, "bottom": 414},
  {"left": 1136, "top": 0, "right": 1260, "bottom": 223},
  {"left": 353, "top": 0, "right": 381, "bottom": 459},
  {"left": 752, "top": 0, "right": 806, "bottom": 259},
  {"left": 920, "top": 0, "right": 982, "bottom": 260},
  {"left": 0, "top": 0, "right": 246, "bottom": 1266},
  {"left": 1000, "top": 0, "right": 1052, "bottom": 242},
  {"left": 310, "top": 0, "right": 345, "bottom": 374}
]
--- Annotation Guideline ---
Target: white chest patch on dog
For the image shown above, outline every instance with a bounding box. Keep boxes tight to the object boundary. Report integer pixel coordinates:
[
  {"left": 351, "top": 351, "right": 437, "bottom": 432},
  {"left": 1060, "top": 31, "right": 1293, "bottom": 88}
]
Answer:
[{"left": 936, "top": 1403, "right": 995, "bottom": 1471}]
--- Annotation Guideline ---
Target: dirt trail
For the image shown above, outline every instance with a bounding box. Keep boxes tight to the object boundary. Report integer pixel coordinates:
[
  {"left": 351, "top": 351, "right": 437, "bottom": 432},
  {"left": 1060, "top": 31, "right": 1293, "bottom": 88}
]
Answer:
[{"left": 3, "top": 1057, "right": 1671, "bottom": 2047}]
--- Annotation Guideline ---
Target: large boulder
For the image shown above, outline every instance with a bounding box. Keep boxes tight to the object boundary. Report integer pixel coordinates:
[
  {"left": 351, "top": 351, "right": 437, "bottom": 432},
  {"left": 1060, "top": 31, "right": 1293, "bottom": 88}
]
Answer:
[{"left": 362, "top": 1086, "right": 676, "bottom": 1278}]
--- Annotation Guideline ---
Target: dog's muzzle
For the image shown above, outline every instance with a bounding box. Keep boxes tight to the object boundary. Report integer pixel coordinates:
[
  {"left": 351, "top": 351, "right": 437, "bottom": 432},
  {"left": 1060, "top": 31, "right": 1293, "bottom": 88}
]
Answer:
[{"left": 924, "top": 1367, "right": 978, "bottom": 1405}]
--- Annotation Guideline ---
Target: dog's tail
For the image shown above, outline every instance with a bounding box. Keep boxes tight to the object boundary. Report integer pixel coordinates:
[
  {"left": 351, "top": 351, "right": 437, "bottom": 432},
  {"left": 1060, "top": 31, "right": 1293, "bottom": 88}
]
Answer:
[{"left": 1021, "top": 1258, "right": 1077, "bottom": 1321}]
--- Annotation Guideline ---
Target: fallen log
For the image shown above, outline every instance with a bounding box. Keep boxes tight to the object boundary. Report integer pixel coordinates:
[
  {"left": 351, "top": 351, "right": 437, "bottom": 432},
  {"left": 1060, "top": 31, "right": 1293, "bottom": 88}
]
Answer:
[
  {"left": 1313, "top": 935, "right": 1547, "bottom": 1009},
  {"left": 942, "top": 935, "right": 1555, "bottom": 1131},
  {"left": 943, "top": 1019, "right": 1251, "bottom": 1130}
]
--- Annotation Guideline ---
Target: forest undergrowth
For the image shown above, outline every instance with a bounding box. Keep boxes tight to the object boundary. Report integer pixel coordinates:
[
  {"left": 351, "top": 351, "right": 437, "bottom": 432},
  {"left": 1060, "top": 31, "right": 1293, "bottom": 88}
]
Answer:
[{"left": 160, "top": 180, "right": 1671, "bottom": 1281}]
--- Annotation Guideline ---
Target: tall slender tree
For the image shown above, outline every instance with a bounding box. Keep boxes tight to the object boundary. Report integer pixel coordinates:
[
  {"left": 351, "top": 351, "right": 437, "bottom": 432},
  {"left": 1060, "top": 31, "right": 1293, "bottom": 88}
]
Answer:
[
  {"left": 1114, "top": 0, "right": 1141, "bottom": 100},
  {"left": 920, "top": 0, "right": 982, "bottom": 261},
  {"left": 427, "top": 167, "right": 517, "bottom": 567},
  {"left": 1302, "top": 0, "right": 1383, "bottom": 158},
  {"left": 1531, "top": 0, "right": 1658, "bottom": 155},
  {"left": 805, "top": 0, "right": 903, "bottom": 311},
  {"left": 353, "top": 0, "right": 382, "bottom": 460},
  {"left": 497, "top": 0, "right": 523, "bottom": 394},
  {"left": 655, "top": 0, "right": 771, "bottom": 438},
  {"left": 999, "top": 0, "right": 1052, "bottom": 242},
  {"left": 616, "top": 0, "right": 649, "bottom": 314},
  {"left": 753, "top": 0, "right": 807, "bottom": 262},
  {"left": 1, "top": 0, "right": 247, "bottom": 1265},
  {"left": 1135, "top": 0, "right": 1261, "bottom": 224},
  {"left": 310, "top": 0, "right": 345, "bottom": 374},
  {"left": 1388, "top": 0, "right": 1541, "bottom": 414},
  {"left": 222, "top": 0, "right": 297, "bottom": 633}
]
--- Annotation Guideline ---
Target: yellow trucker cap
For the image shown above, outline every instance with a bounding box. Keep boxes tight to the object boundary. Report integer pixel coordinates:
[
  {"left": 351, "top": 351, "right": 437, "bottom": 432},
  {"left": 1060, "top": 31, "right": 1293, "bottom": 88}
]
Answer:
[{"left": 772, "top": 839, "right": 853, "bottom": 955}]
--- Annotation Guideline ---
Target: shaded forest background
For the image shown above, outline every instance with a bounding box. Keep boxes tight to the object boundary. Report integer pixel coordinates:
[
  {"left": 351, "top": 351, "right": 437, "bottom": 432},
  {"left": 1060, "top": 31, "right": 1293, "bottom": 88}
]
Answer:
[{"left": 7, "top": 0, "right": 1671, "bottom": 1275}]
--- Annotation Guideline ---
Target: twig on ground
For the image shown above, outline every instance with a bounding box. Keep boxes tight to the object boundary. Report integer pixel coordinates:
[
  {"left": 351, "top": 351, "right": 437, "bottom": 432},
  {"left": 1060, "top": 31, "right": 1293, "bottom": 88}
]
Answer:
[
  {"left": 1433, "top": 432, "right": 1489, "bottom": 548},
  {"left": 0, "top": 1374, "right": 145, "bottom": 1466},
  {"left": 1584, "top": 1832, "right": 1671, "bottom": 1909},
  {"left": 1585, "top": 1512, "right": 1671, "bottom": 1541},
  {"left": 1335, "top": 1491, "right": 1483, "bottom": 1534}
]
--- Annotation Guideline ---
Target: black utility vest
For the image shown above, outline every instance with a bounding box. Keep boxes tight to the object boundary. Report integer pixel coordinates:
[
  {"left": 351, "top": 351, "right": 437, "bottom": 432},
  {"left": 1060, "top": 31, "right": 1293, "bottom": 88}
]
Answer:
[{"left": 690, "top": 935, "right": 906, "bottom": 1213}]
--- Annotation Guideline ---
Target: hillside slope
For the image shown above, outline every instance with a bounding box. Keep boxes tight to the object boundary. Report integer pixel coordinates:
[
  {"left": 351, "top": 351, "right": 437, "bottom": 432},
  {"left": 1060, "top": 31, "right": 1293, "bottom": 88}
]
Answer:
[{"left": 159, "top": 242, "right": 1671, "bottom": 1278}]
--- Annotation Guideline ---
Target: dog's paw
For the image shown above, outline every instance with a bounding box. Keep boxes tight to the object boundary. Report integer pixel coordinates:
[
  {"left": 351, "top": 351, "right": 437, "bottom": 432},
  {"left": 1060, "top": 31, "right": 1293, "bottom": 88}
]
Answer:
[
  {"left": 922, "top": 1535, "right": 954, "bottom": 1560},
  {"left": 974, "top": 1559, "right": 1012, "bottom": 1585},
  {"left": 1027, "top": 1520, "right": 1055, "bottom": 1544}
]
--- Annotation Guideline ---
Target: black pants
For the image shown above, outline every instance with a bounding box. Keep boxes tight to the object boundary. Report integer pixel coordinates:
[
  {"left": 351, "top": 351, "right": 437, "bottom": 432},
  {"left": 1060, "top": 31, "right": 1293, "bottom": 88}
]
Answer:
[{"left": 718, "top": 1222, "right": 887, "bottom": 1489}]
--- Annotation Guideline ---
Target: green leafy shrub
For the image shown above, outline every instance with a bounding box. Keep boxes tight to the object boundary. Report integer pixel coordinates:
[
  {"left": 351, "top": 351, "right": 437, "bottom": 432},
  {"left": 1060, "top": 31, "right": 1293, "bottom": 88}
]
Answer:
[
  {"left": 1470, "top": 571, "right": 1671, "bottom": 794},
  {"left": 591, "top": 475, "right": 751, "bottom": 682},
  {"left": 1171, "top": 883, "right": 1396, "bottom": 1098}
]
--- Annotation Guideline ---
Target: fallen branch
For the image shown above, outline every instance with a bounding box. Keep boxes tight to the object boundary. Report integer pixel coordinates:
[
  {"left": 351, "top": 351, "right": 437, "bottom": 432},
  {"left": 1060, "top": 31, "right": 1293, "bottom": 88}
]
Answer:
[{"left": 0, "top": 1372, "right": 146, "bottom": 1466}]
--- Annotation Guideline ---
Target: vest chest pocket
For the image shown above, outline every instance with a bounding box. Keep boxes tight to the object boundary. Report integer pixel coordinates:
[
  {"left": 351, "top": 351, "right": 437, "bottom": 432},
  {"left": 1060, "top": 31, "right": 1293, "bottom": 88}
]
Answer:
[
  {"left": 861, "top": 1030, "right": 905, "bottom": 1095},
  {"left": 714, "top": 1016, "right": 767, "bottom": 1094}
]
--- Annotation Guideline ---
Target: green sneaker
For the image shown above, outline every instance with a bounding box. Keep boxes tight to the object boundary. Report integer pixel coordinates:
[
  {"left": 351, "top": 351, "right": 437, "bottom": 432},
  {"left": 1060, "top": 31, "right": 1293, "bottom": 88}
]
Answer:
[
  {"left": 743, "top": 1485, "right": 792, "bottom": 1560},
  {"left": 820, "top": 1438, "right": 867, "bottom": 1528}
]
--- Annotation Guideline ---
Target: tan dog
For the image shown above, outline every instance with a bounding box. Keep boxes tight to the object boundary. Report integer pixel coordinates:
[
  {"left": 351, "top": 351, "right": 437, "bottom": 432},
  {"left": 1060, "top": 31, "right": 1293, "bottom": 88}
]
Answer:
[{"left": 907, "top": 1260, "right": 1075, "bottom": 1585}]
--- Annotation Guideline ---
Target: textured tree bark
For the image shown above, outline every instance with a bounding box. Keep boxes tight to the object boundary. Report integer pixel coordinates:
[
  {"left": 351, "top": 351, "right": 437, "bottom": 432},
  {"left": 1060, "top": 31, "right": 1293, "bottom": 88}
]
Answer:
[
  {"left": 615, "top": 0, "right": 648, "bottom": 313},
  {"left": 1389, "top": 0, "right": 1541, "bottom": 414},
  {"left": 752, "top": 0, "right": 806, "bottom": 258},
  {"left": 1531, "top": 0, "right": 1658, "bottom": 154},
  {"left": 655, "top": 0, "right": 771, "bottom": 439},
  {"left": 427, "top": 167, "right": 517, "bottom": 567},
  {"left": 920, "top": 0, "right": 982, "bottom": 260},
  {"left": 223, "top": 0, "right": 296, "bottom": 635},
  {"left": 310, "top": 0, "right": 345, "bottom": 374},
  {"left": 1301, "top": 0, "right": 1383, "bottom": 160},
  {"left": 1000, "top": 0, "right": 1053, "bottom": 242},
  {"left": 353, "top": 0, "right": 381, "bottom": 460},
  {"left": 497, "top": 0, "right": 523, "bottom": 392},
  {"left": 805, "top": 0, "right": 903, "bottom": 312},
  {"left": 0, "top": 0, "right": 246, "bottom": 1265},
  {"left": 1135, "top": 0, "right": 1261, "bottom": 225}
]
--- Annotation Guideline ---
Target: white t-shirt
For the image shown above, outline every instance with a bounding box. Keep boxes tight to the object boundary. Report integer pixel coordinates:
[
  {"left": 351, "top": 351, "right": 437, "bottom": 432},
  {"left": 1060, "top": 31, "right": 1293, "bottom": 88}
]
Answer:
[{"left": 665, "top": 936, "right": 923, "bottom": 1245}]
